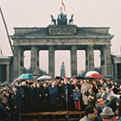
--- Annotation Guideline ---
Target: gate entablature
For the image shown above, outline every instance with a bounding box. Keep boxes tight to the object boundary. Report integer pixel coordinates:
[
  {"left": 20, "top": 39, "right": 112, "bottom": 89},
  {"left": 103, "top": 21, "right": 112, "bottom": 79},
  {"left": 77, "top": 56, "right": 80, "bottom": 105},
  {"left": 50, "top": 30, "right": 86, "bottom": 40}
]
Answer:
[
  {"left": 13, "top": 26, "right": 112, "bottom": 37},
  {"left": 12, "top": 26, "right": 113, "bottom": 47}
]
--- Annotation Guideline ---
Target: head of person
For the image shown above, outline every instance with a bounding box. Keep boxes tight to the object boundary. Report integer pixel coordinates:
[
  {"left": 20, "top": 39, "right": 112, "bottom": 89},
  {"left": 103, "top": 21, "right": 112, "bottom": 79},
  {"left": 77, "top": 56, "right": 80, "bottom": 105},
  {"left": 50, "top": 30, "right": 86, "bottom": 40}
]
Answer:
[
  {"left": 96, "top": 94, "right": 105, "bottom": 107},
  {"left": 85, "top": 105, "right": 98, "bottom": 120},
  {"left": 75, "top": 86, "right": 79, "bottom": 90},
  {"left": 51, "top": 81, "right": 56, "bottom": 87},
  {"left": 100, "top": 106, "right": 114, "bottom": 121}
]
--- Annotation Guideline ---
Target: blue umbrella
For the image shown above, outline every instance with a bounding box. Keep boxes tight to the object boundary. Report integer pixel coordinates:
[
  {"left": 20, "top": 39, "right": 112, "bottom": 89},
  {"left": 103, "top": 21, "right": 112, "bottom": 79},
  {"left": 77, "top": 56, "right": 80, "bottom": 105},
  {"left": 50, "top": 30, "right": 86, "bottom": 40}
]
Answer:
[
  {"left": 19, "top": 73, "right": 33, "bottom": 80},
  {"left": 12, "top": 73, "right": 33, "bottom": 85}
]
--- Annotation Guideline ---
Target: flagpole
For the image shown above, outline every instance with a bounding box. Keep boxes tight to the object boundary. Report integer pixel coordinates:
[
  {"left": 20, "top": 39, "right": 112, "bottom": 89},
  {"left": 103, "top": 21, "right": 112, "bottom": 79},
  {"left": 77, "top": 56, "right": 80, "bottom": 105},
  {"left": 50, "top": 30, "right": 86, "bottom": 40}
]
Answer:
[{"left": 0, "top": 7, "right": 14, "bottom": 55}]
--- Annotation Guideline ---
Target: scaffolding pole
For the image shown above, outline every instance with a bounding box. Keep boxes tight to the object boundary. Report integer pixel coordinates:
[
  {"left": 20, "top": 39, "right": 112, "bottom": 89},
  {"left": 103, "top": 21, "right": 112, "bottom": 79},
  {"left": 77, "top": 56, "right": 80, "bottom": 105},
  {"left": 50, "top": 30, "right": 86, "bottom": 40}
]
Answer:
[{"left": 0, "top": 7, "right": 14, "bottom": 55}]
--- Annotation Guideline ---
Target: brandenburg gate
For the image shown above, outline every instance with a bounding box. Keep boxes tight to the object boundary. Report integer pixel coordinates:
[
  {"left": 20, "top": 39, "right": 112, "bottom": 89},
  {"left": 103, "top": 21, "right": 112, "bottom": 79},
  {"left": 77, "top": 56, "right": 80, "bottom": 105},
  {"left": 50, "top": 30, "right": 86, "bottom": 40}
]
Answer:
[{"left": 11, "top": 13, "right": 113, "bottom": 79}]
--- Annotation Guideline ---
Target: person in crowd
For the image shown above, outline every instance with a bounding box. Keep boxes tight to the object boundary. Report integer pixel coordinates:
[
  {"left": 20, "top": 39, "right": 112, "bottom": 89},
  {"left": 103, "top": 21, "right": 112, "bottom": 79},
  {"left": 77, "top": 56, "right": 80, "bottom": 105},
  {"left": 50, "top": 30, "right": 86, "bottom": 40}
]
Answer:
[
  {"left": 0, "top": 75, "right": 121, "bottom": 120},
  {"left": 57, "top": 80, "right": 65, "bottom": 110},
  {"left": 15, "top": 83, "right": 24, "bottom": 121},
  {"left": 109, "top": 98, "right": 121, "bottom": 121},
  {"left": 100, "top": 106, "right": 115, "bottom": 121},
  {"left": 0, "top": 94, "right": 9, "bottom": 121},
  {"left": 62, "top": 79, "right": 70, "bottom": 110},
  {"left": 79, "top": 105, "right": 98, "bottom": 121},
  {"left": 113, "top": 107, "right": 121, "bottom": 121},
  {"left": 48, "top": 81, "right": 58, "bottom": 111},
  {"left": 107, "top": 97, "right": 120, "bottom": 113},
  {"left": 41, "top": 82, "right": 49, "bottom": 111},
  {"left": 95, "top": 94, "right": 106, "bottom": 121},
  {"left": 81, "top": 80, "right": 91, "bottom": 108},
  {"left": 87, "top": 83, "right": 97, "bottom": 106},
  {"left": 72, "top": 86, "right": 81, "bottom": 110}
]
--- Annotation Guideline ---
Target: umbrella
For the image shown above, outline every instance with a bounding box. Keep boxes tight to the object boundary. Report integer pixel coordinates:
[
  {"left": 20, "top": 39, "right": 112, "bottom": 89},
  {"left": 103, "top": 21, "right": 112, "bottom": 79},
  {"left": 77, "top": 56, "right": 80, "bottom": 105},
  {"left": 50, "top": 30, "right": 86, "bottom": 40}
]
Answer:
[
  {"left": 11, "top": 73, "right": 33, "bottom": 85},
  {"left": 16, "top": 73, "right": 33, "bottom": 80},
  {"left": 37, "top": 75, "right": 51, "bottom": 81},
  {"left": 85, "top": 71, "right": 99, "bottom": 77},
  {"left": 0, "top": 81, "right": 10, "bottom": 86},
  {"left": 85, "top": 71, "right": 102, "bottom": 79}
]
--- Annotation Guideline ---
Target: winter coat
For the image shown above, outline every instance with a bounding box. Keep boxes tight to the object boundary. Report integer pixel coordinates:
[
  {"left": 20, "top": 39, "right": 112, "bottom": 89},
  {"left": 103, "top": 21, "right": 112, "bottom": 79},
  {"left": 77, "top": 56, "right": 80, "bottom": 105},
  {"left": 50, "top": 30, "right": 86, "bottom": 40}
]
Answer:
[
  {"left": 48, "top": 86, "right": 58, "bottom": 104},
  {"left": 72, "top": 90, "right": 81, "bottom": 101}
]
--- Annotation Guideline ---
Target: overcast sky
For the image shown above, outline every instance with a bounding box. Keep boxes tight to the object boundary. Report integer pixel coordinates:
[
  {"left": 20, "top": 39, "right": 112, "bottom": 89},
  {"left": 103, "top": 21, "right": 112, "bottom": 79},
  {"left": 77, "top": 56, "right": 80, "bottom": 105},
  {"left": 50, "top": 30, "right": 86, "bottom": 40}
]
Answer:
[{"left": 0, "top": 0, "right": 121, "bottom": 76}]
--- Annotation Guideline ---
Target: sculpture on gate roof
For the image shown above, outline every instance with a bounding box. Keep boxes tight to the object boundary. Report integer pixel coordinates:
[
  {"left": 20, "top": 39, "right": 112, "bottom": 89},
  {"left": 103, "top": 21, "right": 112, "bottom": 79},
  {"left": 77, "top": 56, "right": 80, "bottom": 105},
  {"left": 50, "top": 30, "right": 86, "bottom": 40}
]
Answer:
[
  {"left": 57, "top": 12, "right": 67, "bottom": 25},
  {"left": 50, "top": 15, "right": 56, "bottom": 25},
  {"left": 69, "top": 14, "right": 74, "bottom": 24},
  {"left": 50, "top": 13, "right": 74, "bottom": 25}
]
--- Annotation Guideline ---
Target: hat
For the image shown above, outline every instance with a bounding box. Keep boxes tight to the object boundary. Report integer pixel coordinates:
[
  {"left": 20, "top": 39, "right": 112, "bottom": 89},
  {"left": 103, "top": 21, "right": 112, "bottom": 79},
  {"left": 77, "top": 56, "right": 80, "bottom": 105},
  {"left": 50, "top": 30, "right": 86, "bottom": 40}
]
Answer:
[
  {"left": 100, "top": 106, "right": 114, "bottom": 117},
  {"left": 96, "top": 93, "right": 102, "bottom": 99}
]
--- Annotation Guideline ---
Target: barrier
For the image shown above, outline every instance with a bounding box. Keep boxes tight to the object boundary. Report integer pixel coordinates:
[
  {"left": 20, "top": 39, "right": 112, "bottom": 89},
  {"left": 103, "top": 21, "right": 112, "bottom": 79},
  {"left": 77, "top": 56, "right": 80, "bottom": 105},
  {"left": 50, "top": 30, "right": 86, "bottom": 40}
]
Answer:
[{"left": 22, "top": 111, "right": 85, "bottom": 121}]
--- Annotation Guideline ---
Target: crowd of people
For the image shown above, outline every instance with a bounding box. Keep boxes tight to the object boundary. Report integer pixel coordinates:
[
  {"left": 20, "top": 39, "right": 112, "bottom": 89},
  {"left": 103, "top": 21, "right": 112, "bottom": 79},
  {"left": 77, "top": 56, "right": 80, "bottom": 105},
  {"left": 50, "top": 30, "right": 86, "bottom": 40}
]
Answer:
[{"left": 0, "top": 76, "right": 121, "bottom": 121}]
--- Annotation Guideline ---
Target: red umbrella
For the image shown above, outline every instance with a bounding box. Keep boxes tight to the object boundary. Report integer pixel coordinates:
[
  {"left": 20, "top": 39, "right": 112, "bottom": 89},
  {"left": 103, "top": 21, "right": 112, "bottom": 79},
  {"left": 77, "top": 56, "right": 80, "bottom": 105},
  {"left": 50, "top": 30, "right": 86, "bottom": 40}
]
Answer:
[
  {"left": 85, "top": 71, "right": 102, "bottom": 79},
  {"left": 88, "top": 73, "right": 102, "bottom": 79}
]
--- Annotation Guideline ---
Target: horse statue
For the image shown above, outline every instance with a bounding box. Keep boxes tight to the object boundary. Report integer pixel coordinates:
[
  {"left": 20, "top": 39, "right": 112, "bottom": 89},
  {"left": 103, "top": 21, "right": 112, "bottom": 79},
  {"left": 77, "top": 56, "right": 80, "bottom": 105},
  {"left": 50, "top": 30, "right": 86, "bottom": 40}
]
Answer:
[
  {"left": 50, "top": 15, "right": 56, "bottom": 25},
  {"left": 69, "top": 14, "right": 74, "bottom": 24}
]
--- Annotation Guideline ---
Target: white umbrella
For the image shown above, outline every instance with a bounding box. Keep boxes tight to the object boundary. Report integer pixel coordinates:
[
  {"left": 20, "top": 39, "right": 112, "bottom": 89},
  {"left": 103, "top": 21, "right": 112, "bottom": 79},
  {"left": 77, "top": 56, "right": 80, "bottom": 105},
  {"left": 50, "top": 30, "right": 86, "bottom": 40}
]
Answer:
[{"left": 37, "top": 75, "right": 52, "bottom": 81}]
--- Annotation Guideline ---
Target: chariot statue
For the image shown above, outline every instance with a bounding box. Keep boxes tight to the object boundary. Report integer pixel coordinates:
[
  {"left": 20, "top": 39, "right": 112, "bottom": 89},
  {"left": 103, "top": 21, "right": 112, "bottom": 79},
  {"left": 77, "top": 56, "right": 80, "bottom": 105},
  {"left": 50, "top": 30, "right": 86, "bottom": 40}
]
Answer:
[{"left": 57, "top": 12, "right": 67, "bottom": 25}]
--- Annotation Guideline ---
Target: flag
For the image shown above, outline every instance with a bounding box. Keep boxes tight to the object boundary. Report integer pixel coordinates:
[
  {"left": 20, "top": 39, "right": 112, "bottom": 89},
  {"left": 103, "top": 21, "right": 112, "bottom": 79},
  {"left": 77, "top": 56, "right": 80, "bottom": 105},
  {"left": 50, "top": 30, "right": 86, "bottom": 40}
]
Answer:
[{"left": 61, "top": 0, "right": 66, "bottom": 11}]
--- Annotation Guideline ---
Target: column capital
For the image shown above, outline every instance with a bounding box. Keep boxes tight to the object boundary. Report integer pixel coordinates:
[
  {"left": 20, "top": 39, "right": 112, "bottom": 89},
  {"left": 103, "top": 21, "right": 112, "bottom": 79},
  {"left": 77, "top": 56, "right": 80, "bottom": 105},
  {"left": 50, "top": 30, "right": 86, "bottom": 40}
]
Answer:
[
  {"left": 71, "top": 45, "right": 77, "bottom": 50},
  {"left": 88, "top": 45, "right": 94, "bottom": 49},
  {"left": 100, "top": 44, "right": 111, "bottom": 50},
  {"left": 49, "top": 46, "right": 55, "bottom": 51},
  {"left": 85, "top": 45, "right": 94, "bottom": 52},
  {"left": 14, "top": 46, "right": 21, "bottom": 55},
  {"left": 31, "top": 46, "right": 39, "bottom": 51}
]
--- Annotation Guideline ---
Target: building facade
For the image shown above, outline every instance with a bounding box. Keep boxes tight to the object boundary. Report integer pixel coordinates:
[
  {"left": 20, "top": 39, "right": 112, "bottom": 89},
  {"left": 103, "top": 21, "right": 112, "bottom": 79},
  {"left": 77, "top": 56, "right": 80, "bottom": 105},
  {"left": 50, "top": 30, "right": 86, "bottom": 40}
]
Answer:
[
  {"left": 0, "top": 56, "right": 12, "bottom": 82},
  {"left": 112, "top": 56, "right": 121, "bottom": 82},
  {"left": 1, "top": 13, "right": 121, "bottom": 81},
  {"left": 11, "top": 24, "right": 113, "bottom": 79}
]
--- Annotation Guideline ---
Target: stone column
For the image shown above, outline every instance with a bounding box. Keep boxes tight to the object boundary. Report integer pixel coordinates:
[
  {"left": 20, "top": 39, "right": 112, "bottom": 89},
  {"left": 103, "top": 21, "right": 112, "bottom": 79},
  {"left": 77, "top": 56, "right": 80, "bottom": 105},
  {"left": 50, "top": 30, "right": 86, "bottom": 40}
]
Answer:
[
  {"left": 114, "top": 63, "right": 118, "bottom": 80},
  {"left": 31, "top": 46, "right": 39, "bottom": 74},
  {"left": 6, "top": 64, "right": 9, "bottom": 81},
  {"left": 100, "top": 48, "right": 105, "bottom": 75},
  {"left": 101, "top": 45, "right": 112, "bottom": 77},
  {"left": 86, "top": 45, "right": 94, "bottom": 71},
  {"left": 71, "top": 46, "right": 77, "bottom": 76},
  {"left": 49, "top": 46, "right": 55, "bottom": 78},
  {"left": 19, "top": 49, "right": 24, "bottom": 74},
  {"left": 13, "top": 47, "right": 22, "bottom": 79}
]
